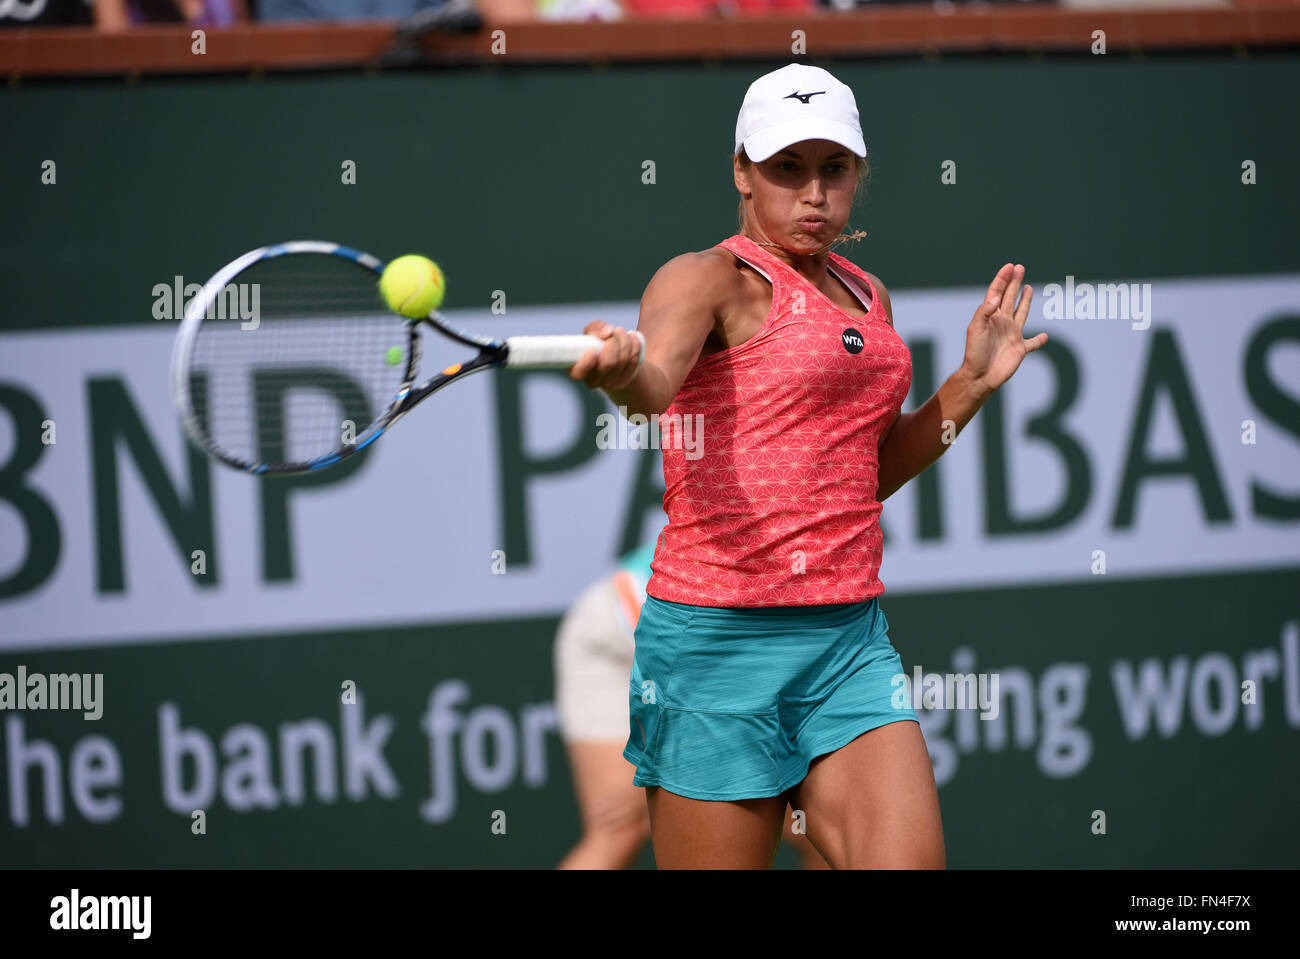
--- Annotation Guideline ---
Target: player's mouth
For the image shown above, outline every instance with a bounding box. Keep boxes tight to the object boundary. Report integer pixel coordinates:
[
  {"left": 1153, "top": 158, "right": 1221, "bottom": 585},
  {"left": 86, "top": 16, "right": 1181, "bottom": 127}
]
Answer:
[{"left": 797, "top": 216, "right": 827, "bottom": 231}]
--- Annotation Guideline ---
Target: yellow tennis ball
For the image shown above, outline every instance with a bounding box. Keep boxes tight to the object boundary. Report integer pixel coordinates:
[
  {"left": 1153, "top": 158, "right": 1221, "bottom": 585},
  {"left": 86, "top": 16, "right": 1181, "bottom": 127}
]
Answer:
[{"left": 379, "top": 255, "right": 445, "bottom": 318}]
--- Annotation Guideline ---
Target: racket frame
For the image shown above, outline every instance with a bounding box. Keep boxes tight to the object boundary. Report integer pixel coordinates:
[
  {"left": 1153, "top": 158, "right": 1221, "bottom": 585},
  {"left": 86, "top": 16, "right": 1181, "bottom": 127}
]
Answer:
[
  {"left": 171, "top": 241, "right": 624, "bottom": 477},
  {"left": 172, "top": 241, "right": 506, "bottom": 476}
]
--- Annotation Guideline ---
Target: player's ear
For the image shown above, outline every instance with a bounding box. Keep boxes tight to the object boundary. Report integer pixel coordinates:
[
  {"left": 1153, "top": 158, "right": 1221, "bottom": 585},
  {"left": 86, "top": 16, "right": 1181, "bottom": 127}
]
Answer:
[{"left": 733, "top": 152, "right": 752, "bottom": 197}]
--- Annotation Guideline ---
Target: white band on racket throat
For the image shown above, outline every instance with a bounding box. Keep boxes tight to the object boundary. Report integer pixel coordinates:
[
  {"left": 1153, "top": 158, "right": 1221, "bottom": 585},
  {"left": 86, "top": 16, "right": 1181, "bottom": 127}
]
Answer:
[{"left": 503, "top": 330, "right": 645, "bottom": 369}]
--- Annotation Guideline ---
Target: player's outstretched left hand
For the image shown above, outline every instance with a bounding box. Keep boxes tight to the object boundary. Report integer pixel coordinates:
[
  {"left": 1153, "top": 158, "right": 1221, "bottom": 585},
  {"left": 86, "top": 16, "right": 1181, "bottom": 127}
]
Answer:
[{"left": 961, "top": 263, "right": 1049, "bottom": 393}]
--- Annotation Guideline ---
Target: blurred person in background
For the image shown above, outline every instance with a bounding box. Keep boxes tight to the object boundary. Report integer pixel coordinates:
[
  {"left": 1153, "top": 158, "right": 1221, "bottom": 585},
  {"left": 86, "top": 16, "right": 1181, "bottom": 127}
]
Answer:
[
  {"left": 93, "top": 0, "right": 245, "bottom": 29},
  {"left": 554, "top": 539, "right": 829, "bottom": 868},
  {"left": 817, "top": 0, "right": 1055, "bottom": 7},
  {"left": 476, "top": 0, "right": 819, "bottom": 22},
  {"left": 620, "top": 0, "right": 811, "bottom": 17},
  {"left": 0, "top": 0, "right": 94, "bottom": 26},
  {"left": 535, "top": 0, "right": 622, "bottom": 19},
  {"left": 257, "top": 0, "right": 444, "bottom": 21},
  {"left": 475, "top": 0, "right": 622, "bottom": 21}
]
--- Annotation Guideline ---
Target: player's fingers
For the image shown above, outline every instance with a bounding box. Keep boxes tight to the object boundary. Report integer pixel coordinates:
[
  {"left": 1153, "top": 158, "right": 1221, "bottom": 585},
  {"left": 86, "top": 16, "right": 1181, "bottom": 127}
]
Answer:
[
  {"left": 571, "top": 320, "right": 614, "bottom": 381},
  {"left": 1014, "top": 283, "right": 1034, "bottom": 328},
  {"left": 607, "top": 355, "right": 641, "bottom": 390},
  {"left": 1000, "top": 264, "right": 1025, "bottom": 315},
  {"left": 615, "top": 327, "right": 641, "bottom": 368},
  {"left": 582, "top": 334, "right": 623, "bottom": 388},
  {"left": 568, "top": 346, "right": 602, "bottom": 381},
  {"left": 587, "top": 331, "right": 635, "bottom": 390},
  {"left": 596, "top": 328, "right": 626, "bottom": 374},
  {"left": 1023, "top": 331, "right": 1049, "bottom": 353},
  {"left": 576, "top": 326, "right": 642, "bottom": 389},
  {"left": 603, "top": 327, "right": 640, "bottom": 373},
  {"left": 572, "top": 319, "right": 621, "bottom": 382},
  {"left": 983, "top": 262, "right": 1013, "bottom": 306}
]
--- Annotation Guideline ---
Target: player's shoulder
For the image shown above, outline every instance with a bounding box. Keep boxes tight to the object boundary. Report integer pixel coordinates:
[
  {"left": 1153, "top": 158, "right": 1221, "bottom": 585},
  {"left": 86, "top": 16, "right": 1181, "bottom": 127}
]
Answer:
[
  {"left": 644, "top": 246, "right": 743, "bottom": 305},
  {"left": 653, "top": 246, "right": 740, "bottom": 283}
]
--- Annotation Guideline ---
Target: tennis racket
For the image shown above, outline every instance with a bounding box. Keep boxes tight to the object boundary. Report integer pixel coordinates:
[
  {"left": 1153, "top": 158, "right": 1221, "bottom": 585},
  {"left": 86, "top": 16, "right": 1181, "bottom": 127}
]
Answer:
[{"left": 170, "top": 240, "right": 642, "bottom": 475}]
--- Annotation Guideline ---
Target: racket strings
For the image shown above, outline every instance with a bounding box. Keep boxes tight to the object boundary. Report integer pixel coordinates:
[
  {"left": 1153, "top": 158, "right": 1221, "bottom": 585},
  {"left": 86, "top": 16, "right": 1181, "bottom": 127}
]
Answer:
[{"left": 188, "top": 256, "right": 412, "bottom": 468}]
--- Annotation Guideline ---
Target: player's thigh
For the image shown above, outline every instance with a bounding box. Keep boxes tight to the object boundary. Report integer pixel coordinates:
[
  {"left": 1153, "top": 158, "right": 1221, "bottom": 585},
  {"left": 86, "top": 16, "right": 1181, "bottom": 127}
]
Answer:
[
  {"left": 565, "top": 741, "right": 649, "bottom": 833},
  {"left": 646, "top": 787, "right": 787, "bottom": 869},
  {"left": 791, "top": 720, "right": 944, "bottom": 869}
]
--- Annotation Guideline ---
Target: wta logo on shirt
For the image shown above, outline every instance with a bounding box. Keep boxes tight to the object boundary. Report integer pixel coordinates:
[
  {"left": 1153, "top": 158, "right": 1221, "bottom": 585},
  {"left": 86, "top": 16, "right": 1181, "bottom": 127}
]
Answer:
[{"left": 841, "top": 328, "right": 864, "bottom": 354}]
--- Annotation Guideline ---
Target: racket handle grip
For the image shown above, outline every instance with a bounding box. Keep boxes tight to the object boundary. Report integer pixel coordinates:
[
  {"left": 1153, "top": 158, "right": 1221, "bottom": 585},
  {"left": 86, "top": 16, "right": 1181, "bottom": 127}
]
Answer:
[{"left": 503, "top": 331, "right": 645, "bottom": 369}]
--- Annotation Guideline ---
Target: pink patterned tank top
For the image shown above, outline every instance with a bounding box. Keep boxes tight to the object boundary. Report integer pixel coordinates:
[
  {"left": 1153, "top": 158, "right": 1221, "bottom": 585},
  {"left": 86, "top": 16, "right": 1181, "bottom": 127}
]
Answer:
[{"left": 646, "top": 234, "right": 913, "bottom": 607}]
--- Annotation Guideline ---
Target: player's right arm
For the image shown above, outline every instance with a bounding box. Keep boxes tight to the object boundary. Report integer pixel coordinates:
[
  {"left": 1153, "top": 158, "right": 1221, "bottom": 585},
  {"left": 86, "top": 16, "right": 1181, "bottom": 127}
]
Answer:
[{"left": 569, "top": 252, "right": 729, "bottom": 419}]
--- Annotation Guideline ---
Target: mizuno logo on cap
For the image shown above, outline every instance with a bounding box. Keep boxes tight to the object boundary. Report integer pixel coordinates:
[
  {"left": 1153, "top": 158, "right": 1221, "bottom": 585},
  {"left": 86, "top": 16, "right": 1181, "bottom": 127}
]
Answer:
[{"left": 784, "top": 90, "right": 826, "bottom": 105}]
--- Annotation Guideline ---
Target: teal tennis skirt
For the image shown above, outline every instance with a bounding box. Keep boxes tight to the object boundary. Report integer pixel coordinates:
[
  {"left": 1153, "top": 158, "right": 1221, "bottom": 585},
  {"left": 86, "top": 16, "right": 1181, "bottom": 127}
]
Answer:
[{"left": 624, "top": 593, "right": 918, "bottom": 801}]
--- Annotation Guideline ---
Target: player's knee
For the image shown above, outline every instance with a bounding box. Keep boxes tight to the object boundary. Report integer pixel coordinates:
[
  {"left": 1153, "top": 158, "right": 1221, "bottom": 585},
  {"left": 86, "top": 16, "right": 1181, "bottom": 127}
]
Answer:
[
  {"left": 869, "top": 837, "right": 945, "bottom": 870},
  {"left": 897, "top": 835, "right": 946, "bottom": 870},
  {"left": 819, "top": 824, "right": 945, "bottom": 869}
]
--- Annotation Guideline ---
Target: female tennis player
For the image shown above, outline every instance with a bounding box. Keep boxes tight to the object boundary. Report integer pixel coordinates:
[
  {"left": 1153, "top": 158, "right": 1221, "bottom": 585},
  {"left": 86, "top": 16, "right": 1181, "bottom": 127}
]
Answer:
[{"left": 568, "top": 63, "right": 1047, "bottom": 869}]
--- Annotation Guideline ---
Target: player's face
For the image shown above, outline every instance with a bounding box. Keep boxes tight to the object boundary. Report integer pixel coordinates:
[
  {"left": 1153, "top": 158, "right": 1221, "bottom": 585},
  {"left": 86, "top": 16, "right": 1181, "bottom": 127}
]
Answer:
[{"left": 742, "top": 139, "right": 858, "bottom": 253}]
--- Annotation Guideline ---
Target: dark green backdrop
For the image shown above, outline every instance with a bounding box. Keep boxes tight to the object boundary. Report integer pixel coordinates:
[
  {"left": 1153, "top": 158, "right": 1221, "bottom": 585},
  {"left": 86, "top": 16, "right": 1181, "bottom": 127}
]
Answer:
[{"left": 3, "top": 52, "right": 1298, "bottom": 334}]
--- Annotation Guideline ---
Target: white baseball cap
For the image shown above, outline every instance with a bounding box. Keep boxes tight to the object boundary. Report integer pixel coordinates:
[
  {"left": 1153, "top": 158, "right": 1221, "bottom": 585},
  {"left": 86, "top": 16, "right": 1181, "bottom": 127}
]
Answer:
[{"left": 734, "top": 63, "right": 866, "bottom": 163}]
